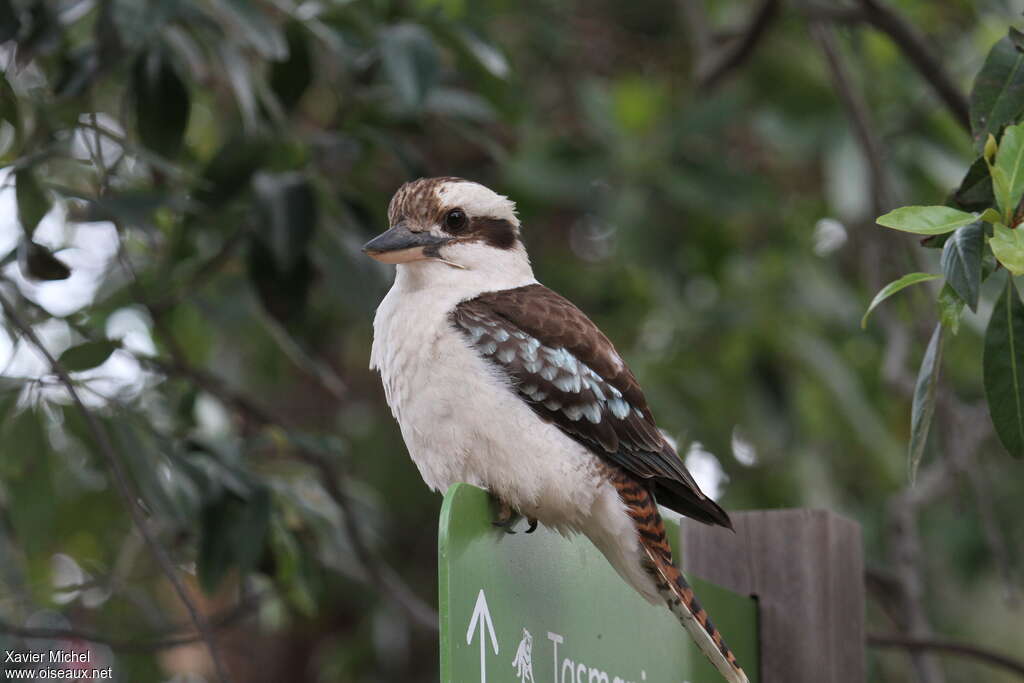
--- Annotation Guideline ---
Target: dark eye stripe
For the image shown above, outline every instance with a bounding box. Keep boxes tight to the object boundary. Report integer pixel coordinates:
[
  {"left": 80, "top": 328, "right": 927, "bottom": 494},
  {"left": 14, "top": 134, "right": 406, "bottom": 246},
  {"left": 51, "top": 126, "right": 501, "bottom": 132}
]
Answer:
[{"left": 468, "top": 217, "right": 517, "bottom": 249}]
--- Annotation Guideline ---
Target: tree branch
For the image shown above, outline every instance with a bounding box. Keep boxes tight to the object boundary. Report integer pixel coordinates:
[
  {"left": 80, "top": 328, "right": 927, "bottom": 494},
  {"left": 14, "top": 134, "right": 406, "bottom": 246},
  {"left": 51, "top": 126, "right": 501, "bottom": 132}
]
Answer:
[
  {"left": 808, "top": 18, "right": 891, "bottom": 215},
  {"left": 857, "top": 0, "right": 971, "bottom": 133},
  {"left": 697, "top": 0, "right": 781, "bottom": 91},
  {"left": 678, "top": 0, "right": 712, "bottom": 69},
  {"left": 0, "top": 593, "right": 260, "bottom": 654},
  {"left": 868, "top": 634, "right": 1024, "bottom": 678},
  {"left": 0, "top": 288, "right": 231, "bottom": 683}
]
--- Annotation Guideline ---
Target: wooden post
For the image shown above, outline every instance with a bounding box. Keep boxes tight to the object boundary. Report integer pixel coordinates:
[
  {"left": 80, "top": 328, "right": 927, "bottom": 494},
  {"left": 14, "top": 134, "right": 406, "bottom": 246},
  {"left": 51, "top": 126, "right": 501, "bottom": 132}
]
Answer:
[{"left": 680, "top": 509, "right": 865, "bottom": 683}]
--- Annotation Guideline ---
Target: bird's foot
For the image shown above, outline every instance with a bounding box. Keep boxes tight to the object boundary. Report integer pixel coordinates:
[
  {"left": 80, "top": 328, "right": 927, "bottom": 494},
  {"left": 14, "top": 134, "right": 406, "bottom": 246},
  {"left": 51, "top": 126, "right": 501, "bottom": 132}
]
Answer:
[{"left": 492, "top": 499, "right": 522, "bottom": 534}]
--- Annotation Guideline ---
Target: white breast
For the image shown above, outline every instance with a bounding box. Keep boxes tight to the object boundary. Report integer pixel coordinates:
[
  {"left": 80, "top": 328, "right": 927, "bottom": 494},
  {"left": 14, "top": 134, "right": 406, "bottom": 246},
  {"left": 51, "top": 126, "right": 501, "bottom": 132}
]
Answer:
[
  {"left": 371, "top": 284, "right": 603, "bottom": 527},
  {"left": 369, "top": 257, "right": 658, "bottom": 603}
]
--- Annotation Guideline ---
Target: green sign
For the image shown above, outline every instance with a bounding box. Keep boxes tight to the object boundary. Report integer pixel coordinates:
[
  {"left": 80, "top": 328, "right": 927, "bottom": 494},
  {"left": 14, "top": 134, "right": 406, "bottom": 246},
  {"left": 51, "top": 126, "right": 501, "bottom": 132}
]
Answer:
[{"left": 439, "top": 483, "right": 759, "bottom": 683}]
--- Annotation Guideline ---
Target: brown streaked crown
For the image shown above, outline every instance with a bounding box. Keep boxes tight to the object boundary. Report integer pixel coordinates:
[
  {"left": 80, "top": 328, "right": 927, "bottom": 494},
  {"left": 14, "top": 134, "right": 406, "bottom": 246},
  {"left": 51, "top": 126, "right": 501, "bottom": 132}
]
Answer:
[{"left": 387, "top": 176, "right": 466, "bottom": 228}]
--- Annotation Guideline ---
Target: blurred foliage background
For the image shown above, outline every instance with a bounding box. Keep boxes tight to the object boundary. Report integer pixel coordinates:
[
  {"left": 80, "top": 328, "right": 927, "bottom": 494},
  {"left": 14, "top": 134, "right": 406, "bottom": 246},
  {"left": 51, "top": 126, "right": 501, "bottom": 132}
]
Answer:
[{"left": 0, "top": 0, "right": 1022, "bottom": 681}]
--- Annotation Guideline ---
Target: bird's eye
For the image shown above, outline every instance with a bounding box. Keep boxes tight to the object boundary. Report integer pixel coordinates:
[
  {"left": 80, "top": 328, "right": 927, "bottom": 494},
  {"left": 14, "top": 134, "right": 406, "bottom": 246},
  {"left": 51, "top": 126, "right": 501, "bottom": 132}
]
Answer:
[{"left": 445, "top": 208, "right": 467, "bottom": 232}]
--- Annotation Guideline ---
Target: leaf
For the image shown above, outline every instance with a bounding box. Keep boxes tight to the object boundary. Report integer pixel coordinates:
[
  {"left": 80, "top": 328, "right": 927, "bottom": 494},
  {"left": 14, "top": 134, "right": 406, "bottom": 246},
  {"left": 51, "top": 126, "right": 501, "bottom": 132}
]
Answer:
[
  {"left": 210, "top": 0, "right": 287, "bottom": 60},
  {"left": 247, "top": 241, "right": 313, "bottom": 325},
  {"left": 269, "top": 522, "right": 317, "bottom": 616},
  {"left": 198, "top": 488, "right": 272, "bottom": 592},
  {"left": 424, "top": 87, "right": 496, "bottom": 122},
  {"left": 0, "top": 74, "right": 20, "bottom": 155},
  {"left": 270, "top": 22, "right": 312, "bottom": 113},
  {"left": 17, "top": 240, "right": 70, "bottom": 281},
  {"left": 990, "top": 223, "right": 1024, "bottom": 274},
  {"left": 938, "top": 284, "right": 965, "bottom": 335},
  {"left": 984, "top": 275, "right": 1024, "bottom": 458},
  {"left": 995, "top": 123, "right": 1024, "bottom": 217},
  {"left": 909, "top": 323, "right": 944, "bottom": 481},
  {"left": 252, "top": 172, "right": 317, "bottom": 272},
  {"left": 65, "top": 190, "right": 168, "bottom": 228},
  {"left": 456, "top": 29, "right": 509, "bottom": 79},
  {"left": 57, "top": 341, "right": 117, "bottom": 372},
  {"left": 985, "top": 133, "right": 998, "bottom": 163},
  {"left": 970, "top": 33, "right": 1024, "bottom": 152},
  {"left": 876, "top": 206, "right": 977, "bottom": 235},
  {"left": 379, "top": 23, "right": 441, "bottom": 110},
  {"left": 217, "top": 44, "right": 257, "bottom": 129},
  {"left": 861, "top": 272, "right": 940, "bottom": 329},
  {"left": 980, "top": 207, "right": 1002, "bottom": 224},
  {"left": 940, "top": 222, "right": 984, "bottom": 311},
  {"left": 55, "top": 47, "right": 100, "bottom": 98},
  {"left": 953, "top": 157, "right": 995, "bottom": 212},
  {"left": 0, "top": 1, "right": 20, "bottom": 43},
  {"left": 196, "top": 135, "right": 269, "bottom": 207},
  {"left": 990, "top": 163, "right": 1013, "bottom": 220},
  {"left": 133, "top": 49, "right": 190, "bottom": 159},
  {"left": 15, "top": 169, "right": 50, "bottom": 236},
  {"left": 1011, "top": 26, "right": 1024, "bottom": 53}
]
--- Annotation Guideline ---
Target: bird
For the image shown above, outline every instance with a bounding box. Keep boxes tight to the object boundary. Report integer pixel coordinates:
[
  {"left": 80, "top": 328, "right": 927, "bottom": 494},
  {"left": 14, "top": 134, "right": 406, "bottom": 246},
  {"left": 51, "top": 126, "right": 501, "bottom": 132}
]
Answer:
[{"left": 365, "top": 177, "right": 748, "bottom": 683}]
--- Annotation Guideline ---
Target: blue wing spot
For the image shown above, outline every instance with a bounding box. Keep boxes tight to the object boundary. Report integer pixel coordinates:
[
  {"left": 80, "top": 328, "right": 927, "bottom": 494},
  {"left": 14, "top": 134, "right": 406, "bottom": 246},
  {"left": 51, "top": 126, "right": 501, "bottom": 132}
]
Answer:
[{"left": 608, "top": 398, "right": 631, "bottom": 419}]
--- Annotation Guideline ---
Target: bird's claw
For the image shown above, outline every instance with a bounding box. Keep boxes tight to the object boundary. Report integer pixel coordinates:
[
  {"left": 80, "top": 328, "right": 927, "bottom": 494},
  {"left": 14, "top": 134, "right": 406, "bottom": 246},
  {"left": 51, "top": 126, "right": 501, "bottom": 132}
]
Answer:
[
  {"left": 492, "top": 517, "right": 519, "bottom": 534},
  {"left": 492, "top": 500, "right": 521, "bottom": 534},
  {"left": 525, "top": 518, "right": 538, "bottom": 533}
]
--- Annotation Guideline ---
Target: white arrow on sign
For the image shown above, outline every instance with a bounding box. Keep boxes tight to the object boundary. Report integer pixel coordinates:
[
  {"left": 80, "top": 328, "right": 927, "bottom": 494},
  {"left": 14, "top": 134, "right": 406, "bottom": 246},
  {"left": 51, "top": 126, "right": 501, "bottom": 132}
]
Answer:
[{"left": 466, "top": 588, "right": 500, "bottom": 682}]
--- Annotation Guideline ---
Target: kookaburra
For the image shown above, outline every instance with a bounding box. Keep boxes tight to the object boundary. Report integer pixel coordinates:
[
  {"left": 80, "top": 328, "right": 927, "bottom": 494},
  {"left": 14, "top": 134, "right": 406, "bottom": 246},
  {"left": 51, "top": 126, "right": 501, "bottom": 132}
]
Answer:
[{"left": 366, "top": 177, "right": 747, "bottom": 683}]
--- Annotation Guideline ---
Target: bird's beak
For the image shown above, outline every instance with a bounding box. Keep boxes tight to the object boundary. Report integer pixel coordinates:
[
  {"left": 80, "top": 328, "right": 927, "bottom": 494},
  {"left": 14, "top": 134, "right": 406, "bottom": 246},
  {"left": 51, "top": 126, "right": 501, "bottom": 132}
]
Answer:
[{"left": 362, "top": 222, "right": 449, "bottom": 264}]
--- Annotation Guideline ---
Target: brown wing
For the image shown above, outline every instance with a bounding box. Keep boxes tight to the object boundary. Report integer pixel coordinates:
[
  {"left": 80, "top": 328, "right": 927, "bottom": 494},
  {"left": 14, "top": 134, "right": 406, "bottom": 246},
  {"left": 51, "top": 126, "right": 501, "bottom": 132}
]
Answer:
[{"left": 450, "top": 284, "right": 731, "bottom": 528}]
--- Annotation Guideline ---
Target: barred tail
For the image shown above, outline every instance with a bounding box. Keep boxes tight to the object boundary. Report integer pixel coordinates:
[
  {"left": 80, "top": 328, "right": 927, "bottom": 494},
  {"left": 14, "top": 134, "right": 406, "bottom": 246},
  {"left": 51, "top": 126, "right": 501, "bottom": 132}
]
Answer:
[
  {"left": 640, "top": 543, "right": 749, "bottom": 683},
  {"left": 605, "top": 464, "right": 748, "bottom": 683}
]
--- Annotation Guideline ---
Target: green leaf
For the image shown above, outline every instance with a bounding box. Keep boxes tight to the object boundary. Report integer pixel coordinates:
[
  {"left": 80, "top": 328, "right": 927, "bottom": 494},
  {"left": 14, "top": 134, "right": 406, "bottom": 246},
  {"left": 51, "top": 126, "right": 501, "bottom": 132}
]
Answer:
[
  {"left": 940, "top": 222, "right": 984, "bottom": 311},
  {"left": 0, "top": 1, "right": 20, "bottom": 43},
  {"left": 456, "top": 29, "right": 509, "bottom": 79},
  {"left": 1011, "top": 27, "right": 1024, "bottom": 53},
  {"left": 17, "top": 240, "right": 70, "bottom": 281},
  {"left": 909, "top": 323, "right": 944, "bottom": 481},
  {"left": 54, "top": 46, "right": 101, "bottom": 99},
  {"left": 0, "top": 74, "right": 20, "bottom": 156},
  {"left": 133, "top": 49, "right": 190, "bottom": 159},
  {"left": 270, "top": 22, "right": 312, "bottom": 113},
  {"left": 990, "top": 223, "right": 1024, "bottom": 274},
  {"left": 985, "top": 133, "right": 998, "bottom": 163},
  {"left": 953, "top": 157, "right": 995, "bottom": 212},
  {"left": 379, "top": 23, "right": 441, "bottom": 110},
  {"left": 970, "top": 33, "right": 1024, "bottom": 152},
  {"left": 15, "top": 169, "right": 50, "bottom": 236},
  {"left": 248, "top": 241, "right": 313, "bottom": 325},
  {"left": 211, "top": 0, "right": 287, "bottom": 60},
  {"left": 938, "top": 284, "right": 965, "bottom": 335},
  {"left": 980, "top": 207, "right": 1002, "bottom": 224},
  {"left": 995, "top": 123, "right": 1024, "bottom": 217},
  {"left": 198, "top": 487, "right": 272, "bottom": 592},
  {"left": 269, "top": 521, "right": 317, "bottom": 616},
  {"left": 861, "top": 272, "right": 940, "bottom": 329},
  {"left": 196, "top": 135, "right": 269, "bottom": 207},
  {"left": 984, "top": 275, "right": 1024, "bottom": 458},
  {"left": 57, "top": 341, "right": 118, "bottom": 372},
  {"left": 876, "top": 206, "right": 977, "bottom": 235},
  {"left": 252, "top": 172, "right": 317, "bottom": 272},
  {"left": 65, "top": 190, "right": 168, "bottom": 228},
  {"left": 990, "top": 163, "right": 1013, "bottom": 220}
]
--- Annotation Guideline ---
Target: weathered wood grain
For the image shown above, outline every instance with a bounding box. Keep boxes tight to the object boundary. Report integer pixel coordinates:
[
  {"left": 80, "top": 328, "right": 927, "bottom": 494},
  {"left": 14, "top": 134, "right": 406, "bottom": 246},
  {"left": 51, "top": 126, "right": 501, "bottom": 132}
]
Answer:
[{"left": 680, "top": 509, "right": 864, "bottom": 683}]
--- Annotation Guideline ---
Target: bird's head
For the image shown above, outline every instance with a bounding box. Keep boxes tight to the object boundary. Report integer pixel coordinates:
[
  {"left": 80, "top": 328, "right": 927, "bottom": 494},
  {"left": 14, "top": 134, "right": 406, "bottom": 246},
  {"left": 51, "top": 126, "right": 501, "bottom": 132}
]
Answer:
[{"left": 363, "top": 177, "right": 527, "bottom": 277}]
